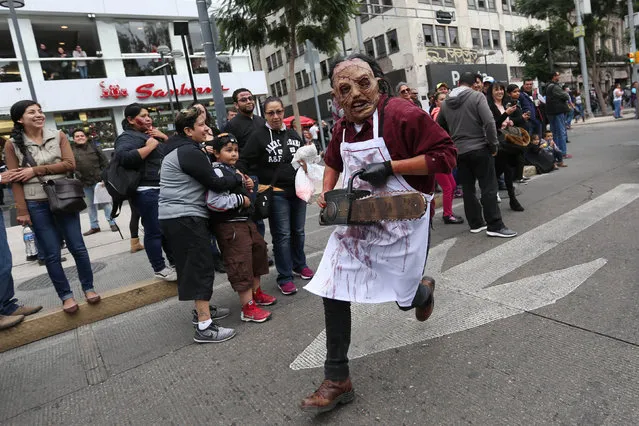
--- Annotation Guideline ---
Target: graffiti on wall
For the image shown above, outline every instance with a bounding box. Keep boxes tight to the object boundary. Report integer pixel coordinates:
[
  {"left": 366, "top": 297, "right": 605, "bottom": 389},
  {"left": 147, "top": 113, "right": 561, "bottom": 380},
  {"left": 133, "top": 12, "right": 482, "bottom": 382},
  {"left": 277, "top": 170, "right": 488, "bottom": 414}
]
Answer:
[{"left": 424, "top": 47, "right": 478, "bottom": 64}]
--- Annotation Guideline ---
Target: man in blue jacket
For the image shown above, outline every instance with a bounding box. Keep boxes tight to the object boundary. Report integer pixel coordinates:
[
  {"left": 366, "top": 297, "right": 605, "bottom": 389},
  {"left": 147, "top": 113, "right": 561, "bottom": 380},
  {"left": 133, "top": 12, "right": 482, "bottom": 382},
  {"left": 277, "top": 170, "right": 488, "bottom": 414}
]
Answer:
[{"left": 520, "top": 78, "right": 542, "bottom": 139}]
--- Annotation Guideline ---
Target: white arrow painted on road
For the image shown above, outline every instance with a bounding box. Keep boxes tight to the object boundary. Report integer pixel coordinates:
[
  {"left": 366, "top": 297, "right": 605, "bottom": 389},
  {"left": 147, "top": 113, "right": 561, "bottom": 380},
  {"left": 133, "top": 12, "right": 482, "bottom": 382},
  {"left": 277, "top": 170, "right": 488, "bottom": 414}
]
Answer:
[{"left": 291, "top": 184, "right": 639, "bottom": 370}]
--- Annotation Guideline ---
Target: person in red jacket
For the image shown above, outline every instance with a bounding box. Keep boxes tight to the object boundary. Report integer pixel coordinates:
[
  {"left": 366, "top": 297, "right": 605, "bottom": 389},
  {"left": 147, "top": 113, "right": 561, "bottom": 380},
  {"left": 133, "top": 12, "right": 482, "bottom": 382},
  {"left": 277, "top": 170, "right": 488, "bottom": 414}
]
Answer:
[{"left": 300, "top": 54, "right": 457, "bottom": 414}]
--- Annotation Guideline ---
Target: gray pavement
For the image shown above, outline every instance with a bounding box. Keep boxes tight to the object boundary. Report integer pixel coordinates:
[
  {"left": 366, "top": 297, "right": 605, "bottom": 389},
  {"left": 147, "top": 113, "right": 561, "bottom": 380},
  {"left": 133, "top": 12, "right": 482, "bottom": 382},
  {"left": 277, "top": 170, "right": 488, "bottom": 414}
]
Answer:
[{"left": 1, "top": 119, "right": 639, "bottom": 424}]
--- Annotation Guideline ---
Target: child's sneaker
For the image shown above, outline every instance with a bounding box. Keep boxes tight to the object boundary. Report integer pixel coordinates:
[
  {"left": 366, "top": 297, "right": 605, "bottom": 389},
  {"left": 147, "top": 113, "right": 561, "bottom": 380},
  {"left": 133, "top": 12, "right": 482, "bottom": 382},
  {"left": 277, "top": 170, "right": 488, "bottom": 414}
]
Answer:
[
  {"left": 253, "top": 287, "right": 277, "bottom": 306},
  {"left": 241, "top": 300, "right": 272, "bottom": 323},
  {"left": 293, "top": 267, "right": 315, "bottom": 280}
]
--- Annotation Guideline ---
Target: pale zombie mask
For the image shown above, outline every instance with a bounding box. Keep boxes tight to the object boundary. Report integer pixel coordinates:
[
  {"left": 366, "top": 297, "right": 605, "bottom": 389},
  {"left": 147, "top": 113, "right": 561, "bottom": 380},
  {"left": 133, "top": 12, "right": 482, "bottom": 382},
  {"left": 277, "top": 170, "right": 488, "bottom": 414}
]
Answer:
[{"left": 332, "top": 59, "right": 381, "bottom": 124}]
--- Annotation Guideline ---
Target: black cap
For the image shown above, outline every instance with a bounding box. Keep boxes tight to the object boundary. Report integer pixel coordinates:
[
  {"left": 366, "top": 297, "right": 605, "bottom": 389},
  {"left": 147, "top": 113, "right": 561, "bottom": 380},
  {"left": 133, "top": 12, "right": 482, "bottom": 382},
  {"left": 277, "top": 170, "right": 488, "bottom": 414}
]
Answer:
[{"left": 206, "top": 132, "right": 238, "bottom": 151}]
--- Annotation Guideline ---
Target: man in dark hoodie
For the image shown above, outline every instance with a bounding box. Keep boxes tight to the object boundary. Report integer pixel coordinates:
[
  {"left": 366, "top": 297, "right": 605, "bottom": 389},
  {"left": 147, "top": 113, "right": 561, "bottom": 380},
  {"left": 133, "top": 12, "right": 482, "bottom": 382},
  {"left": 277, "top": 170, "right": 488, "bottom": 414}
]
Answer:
[
  {"left": 159, "top": 107, "right": 242, "bottom": 344},
  {"left": 544, "top": 72, "right": 570, "bottom": 158},
  {"left": 437, "top": 72, "right": 517, "bottom": 238}
]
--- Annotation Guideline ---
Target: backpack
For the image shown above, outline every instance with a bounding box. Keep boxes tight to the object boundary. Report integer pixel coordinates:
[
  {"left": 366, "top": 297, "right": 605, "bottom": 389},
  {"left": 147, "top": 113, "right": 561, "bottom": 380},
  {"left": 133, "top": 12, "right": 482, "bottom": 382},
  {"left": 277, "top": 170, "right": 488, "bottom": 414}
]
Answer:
[{"left": 101, "top": 153, "right": 141, "bottom": 220}]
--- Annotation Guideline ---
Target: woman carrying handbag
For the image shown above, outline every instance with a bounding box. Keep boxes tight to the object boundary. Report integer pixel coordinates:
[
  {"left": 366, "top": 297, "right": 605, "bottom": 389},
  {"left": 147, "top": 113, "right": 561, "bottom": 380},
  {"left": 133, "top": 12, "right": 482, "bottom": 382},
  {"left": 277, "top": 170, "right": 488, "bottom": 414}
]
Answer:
[{"left": 4, "top": 100, "right": 100, "bottom": 314}]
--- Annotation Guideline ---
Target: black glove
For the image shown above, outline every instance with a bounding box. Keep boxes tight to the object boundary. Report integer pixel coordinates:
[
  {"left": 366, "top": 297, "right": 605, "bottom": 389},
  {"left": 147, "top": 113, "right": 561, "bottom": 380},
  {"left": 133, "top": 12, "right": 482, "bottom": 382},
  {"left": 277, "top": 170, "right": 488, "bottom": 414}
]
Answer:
[{"left": 359, "top": 161, "right": 393, "bottom": 187}]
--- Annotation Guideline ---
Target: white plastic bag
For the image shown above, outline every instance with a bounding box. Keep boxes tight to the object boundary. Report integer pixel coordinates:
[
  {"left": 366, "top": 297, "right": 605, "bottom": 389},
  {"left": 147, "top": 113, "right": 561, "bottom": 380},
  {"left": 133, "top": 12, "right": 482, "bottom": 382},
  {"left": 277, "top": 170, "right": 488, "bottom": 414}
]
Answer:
[
  {"left": 295, "top": 164, "right": 324, "bottom": 203},
  {"left": 93, "top": 182, "right": 112, "bottom": 205}
]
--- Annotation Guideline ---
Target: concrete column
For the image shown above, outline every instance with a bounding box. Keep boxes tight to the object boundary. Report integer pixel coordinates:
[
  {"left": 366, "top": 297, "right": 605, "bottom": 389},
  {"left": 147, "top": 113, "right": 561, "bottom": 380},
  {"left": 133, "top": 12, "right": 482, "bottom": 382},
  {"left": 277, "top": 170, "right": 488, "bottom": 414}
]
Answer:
[{"left": 8, "top": 17, "right": 44, "bottom": 83}]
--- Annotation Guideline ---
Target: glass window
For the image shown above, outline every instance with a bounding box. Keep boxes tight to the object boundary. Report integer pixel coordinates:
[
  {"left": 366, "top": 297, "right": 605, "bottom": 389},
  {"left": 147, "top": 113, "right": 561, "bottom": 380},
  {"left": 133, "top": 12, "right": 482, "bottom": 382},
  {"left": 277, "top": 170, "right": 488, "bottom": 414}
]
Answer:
[
  {"left": 320, "top": 60, "right": 329, "bottom": 79},
  {"left": 360, "top": 3, "right": 370, "bottom": 23},
  {"left": 471, "top": 28, "right": 481, "bottom": 48},
  {"left": 191, "top": 56, "right": 232, "bottom": 74},
  {"left": 477, "top": 0, "right": 486, "bottom": 8},
  {"left": 276, "top": 50, "right": 283, "bottom": 67},
  {"left": 422, "top": 25, "right": 434, "bottom": 46},
  {"left": 115, "top": 20, "right": 171, "bottom": 54},
  {"left": 432, "top": 0, "right": 443, "bottom": 4},
  {"left": 55, "top": 109, "right": 117, "bottom": 149},
  {"left": 436, "top": 26, "right": 447, "bottom": 47},
  {"left": 510, "top": 66, "right": 524, "bottom": 79},
  {"left": 186, "top": 21, "right": 204, "bottom": 55},
  {"left": 123, "top": 58, "right": 165, "bottom": 77},
  {"left": 444, "top": 0, "right": 455, "bottom": 5},
  {"left": 488, "top": 0, "right": 496, "bottom": 10},
  {"left": 448, "top": 27, "right": 459, "bottom": 47},
  {"left": 382, "top": 0, "right": 393, "bottom": 12},
  {"left": 295, "top": 71, "right": 303, "bottom": 90},
  {"left": 364, "top": 39, "right": 375, "bottom": 57},
  {"left": 32, "top": 16, "right": 105, "bottom": 80},
  {"left": 481, "top": 29, "right": 491, "bottom": 48},
  {"left": 505, "top": 31, "right": 513, "bottom": 49},
  {"left": 270, "top": 83, "right": 276, "bottom": 96},
  {"left": 370, "top": 0, "right": 382, "bottom": 15},
  {"left": 281, "top": 79, "right": 288, "bottom": 95},
  {"left": 468, "top": 0, "right": 476, "bottom": 8},
  {"left": 0, "top": 19, "right": 20, "bottom": 82},
  {"left": 375, "top": 35, "right": 387, "bottom": 58},
  {"left": 302, "top": 70, "right": 310, "bottom": 87},
  {"left": 492, "top": 30, "right": 500, "bottom": 48},
  {"left": 387, "top": 29, "right": 399, "bottom": 54}
]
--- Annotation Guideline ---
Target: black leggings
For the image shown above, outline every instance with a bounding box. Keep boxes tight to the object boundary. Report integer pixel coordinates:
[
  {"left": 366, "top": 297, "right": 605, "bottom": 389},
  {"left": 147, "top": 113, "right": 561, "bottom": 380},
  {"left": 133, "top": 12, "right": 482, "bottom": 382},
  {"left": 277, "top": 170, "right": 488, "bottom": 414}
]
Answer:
[{"left": 129, "top": 202, "right": 140, "bottom": 238}]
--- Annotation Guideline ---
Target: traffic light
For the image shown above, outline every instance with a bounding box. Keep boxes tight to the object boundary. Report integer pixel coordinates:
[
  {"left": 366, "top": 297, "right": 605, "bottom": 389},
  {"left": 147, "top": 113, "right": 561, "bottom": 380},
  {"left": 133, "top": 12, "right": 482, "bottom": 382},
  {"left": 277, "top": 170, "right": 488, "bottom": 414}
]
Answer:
[{"left": 627, "top": 52, "right": 635, "bottom": 64}]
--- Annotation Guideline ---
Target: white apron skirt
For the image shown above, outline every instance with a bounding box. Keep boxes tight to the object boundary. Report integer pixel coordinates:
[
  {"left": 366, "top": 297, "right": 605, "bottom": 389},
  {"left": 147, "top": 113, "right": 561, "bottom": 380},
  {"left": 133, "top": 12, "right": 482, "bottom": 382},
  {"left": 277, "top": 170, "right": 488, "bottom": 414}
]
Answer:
[{"left": 304, "top": 110, "right": 432, "bottom": 307}]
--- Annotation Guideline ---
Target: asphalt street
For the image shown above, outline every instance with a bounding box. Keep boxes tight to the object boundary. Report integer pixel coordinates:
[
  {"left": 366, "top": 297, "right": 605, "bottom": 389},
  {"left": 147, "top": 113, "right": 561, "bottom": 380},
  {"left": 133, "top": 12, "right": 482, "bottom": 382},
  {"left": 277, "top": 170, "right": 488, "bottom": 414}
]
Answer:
[{"left": 1, "top": 119, "right": 639, "bottom": 425}]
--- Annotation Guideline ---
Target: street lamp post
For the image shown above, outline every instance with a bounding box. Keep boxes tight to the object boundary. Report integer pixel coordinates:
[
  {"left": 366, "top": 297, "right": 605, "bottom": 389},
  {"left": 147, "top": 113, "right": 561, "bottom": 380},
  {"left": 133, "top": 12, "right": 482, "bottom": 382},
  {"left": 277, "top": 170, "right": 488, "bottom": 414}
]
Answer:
[
  {"left": 476, "top": 51, "right": 496, "bottom": 74},
  {"left": 1, "top": 0, "right": 37, "bottom": 101},
  {"left": 155, "top": 46, "right": 175, "bottom": 119}
]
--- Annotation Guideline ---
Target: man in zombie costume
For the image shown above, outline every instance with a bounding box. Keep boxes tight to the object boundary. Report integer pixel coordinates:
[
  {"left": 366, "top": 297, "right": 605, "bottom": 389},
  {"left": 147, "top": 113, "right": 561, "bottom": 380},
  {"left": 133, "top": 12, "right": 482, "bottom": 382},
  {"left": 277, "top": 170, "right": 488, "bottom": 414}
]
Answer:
[{"left": 301, "top": 54, "right": 457, "bottom": 414}]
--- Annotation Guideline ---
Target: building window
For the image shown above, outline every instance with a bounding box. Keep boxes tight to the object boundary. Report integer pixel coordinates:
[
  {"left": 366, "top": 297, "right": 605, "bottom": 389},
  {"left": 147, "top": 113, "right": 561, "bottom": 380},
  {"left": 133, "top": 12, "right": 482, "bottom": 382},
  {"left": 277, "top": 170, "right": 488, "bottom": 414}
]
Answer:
[
  {"left": 481, "top": 29, "right": 491, "bottom": 48},
  {"left": 382, "top": 0, "right": 393, "bottom": 12},
  {"left": 444, "top": 0, "right": 455, "bottom": 5},
  {"left": 115, "top": 20, "right": 171, "bottom": 54},
  {"left": 510, "top": 66, "right": 524, "bottom": 79},
  {"left": 468, "top": 0, "right": 476, "bottom": 8},
  {"left": 281, "top": 79, "right": 288, "bottom": 95},
  {"left": 320, "top": 60, "right": 329, "bottom": 79},
  {"left": 0, "top": 19, "right": 20, "bottom": 82},
  {"left": 32, "top": 16, "right": 105, "bottom": 80},
  {"left": 435, "top": 26, "right": 447, "bottom": 47},
  {"left": 375, "top": 35, "right": 387, "bottom": 58},
  {"left": 191, "top": 56, "right": 232, "bottom": 75},
  {"left": 471, "top": 28, "right": 481, "bottom": 48},
  {"left": 505, "top": 31, "right": 513, "bottom": 49},
  {"left": 295, "top": 71, "right": 303, "bottom": 90},
  {"left": 491, "top": 30, "right": 500, "bottom": 48},
  {"left": 270, "top": 83, "right": 276, "bottom": 96},
  {"left": 364, "top": 39, "right": 375, "bottom": 57},
  {"left": 370, "top": 0, "right": 382, "bottom": 14},
  {"left": 302, "top": 69, "right": 311, "bottom": 87},
  {"left": 477, "top": 0, "right": 486, "bottom": 8},
  {"left": 266, "top": 56, "right": 273, "bottom": 72},
  {"left": 432, "top": 0, "right": 443, "bottom": 5},
  {"left": 422, "top": 25, "right": 435, "bottom": 46},
  {"left": 387, "top": 29, "right": 399, "bottom": 54},
  {"left": 360, "top": 2, "right": 370, "bottom": 23},
  {"left": 502, "top": 0, "right": 509, "bottom": 13},
  {"left": 488, "top": 0, "right": 496, "bottom": 10},
  {"left": 448, "top": 27, "right": 459, "bottom": 47},
  {"left": 276, "top": 50, "right": 283, "bottom": 67}
]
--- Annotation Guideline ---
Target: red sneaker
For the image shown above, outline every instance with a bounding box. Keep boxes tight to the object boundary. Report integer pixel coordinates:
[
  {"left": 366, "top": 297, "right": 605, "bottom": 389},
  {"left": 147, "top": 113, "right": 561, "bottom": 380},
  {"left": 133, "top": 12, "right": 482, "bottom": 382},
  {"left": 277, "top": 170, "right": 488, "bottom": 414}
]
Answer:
[
  {"left": 241, "top": 300, "right": 272, "bottom": 323},
  {"left": 253, "top": 287, "right": 277, "bottom": 306},
  {"left": 293, "top": 267, "right": 315, "bottom": 280}
]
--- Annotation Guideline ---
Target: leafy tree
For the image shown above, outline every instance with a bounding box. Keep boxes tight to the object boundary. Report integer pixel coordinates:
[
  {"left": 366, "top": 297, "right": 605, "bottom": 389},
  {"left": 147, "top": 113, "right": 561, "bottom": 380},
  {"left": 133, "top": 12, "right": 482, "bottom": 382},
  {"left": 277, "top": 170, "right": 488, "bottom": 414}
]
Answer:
[
  {"left": 513, "top": 0, "right": 626, "bottom": 114},
  {"left": 217, "top": 0, "right": 359, "bottom": 133}
]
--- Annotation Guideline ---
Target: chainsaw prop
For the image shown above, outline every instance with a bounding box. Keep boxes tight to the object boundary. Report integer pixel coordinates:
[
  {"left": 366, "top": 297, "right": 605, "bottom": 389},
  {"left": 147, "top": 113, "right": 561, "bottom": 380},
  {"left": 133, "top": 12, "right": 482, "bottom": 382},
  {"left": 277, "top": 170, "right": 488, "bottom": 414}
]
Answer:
[{"left": 319, "top": 169, "right": 427, "bottom": 226}]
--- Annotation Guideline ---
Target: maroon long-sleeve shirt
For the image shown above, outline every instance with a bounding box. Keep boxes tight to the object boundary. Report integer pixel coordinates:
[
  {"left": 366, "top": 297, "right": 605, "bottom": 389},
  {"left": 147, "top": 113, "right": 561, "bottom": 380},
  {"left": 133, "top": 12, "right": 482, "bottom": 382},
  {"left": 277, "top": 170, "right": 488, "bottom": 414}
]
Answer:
[{"left": 325, "top": 95, "right": 458, "bottom": 196}]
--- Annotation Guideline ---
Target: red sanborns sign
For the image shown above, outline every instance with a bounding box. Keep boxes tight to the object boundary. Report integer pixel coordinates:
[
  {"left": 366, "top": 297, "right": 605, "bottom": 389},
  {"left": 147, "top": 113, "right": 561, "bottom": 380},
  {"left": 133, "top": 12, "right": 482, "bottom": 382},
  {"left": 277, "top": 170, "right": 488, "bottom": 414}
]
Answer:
[
  {"left": 100, "top": 81, "right": 129, "bottom": 99},
  {"left": 135, "top": 83, "right": 230, "bottom": 100}
]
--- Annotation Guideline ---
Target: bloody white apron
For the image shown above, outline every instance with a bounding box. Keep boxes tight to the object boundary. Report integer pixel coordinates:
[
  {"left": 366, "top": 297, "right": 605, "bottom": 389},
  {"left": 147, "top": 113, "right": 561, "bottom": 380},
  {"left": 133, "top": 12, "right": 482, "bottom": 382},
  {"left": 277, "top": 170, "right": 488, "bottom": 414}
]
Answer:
[{"left": 304, "top": 110, "right": 432, "bottom": 307}]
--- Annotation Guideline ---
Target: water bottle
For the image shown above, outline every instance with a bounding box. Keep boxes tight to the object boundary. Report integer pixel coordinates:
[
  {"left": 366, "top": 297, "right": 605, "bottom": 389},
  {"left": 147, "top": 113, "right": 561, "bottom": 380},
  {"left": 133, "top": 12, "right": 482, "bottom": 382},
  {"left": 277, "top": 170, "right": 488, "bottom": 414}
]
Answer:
[{"left": 23, "top": 225, "right": 38, "bottom": 261}]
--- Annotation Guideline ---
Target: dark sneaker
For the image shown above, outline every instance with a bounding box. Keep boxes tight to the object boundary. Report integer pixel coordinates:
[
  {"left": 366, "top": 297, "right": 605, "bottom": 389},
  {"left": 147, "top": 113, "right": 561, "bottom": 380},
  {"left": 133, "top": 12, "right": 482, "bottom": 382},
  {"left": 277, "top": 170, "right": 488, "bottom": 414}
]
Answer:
[
  {"left": 293, "top": 267, "right": 315, "bottom": 280},
  {"left": 279, "top": 281, "right": 298, "bottom": 295},
  {"left": 415, "top": 277, "right": 435, "bottom": 322},
  {"left": 509, "top": 199, "right": 525, "bottom": 212},
  {"left": 83, "top": 228, "right": 101, "bottom": 236},
  {"left": 240, "top": 300, "right": 272, "bottom": 323},
  {"left": 300, "top": 378, "right": 355, "bottom": 413},
  {"left": 443, "top": 215, "right": 464, "bottom": 224},
  {"left": 191, "top": 305, "right": 231, "bottom": 325},
  {"left": 193, "top": 322, "right": 236, "bottom": 343},
  {"left": 486, "top": 227, "right": 518, "bottom": 238},
  {"left": 470, "top": 224, "right": 487, "bottom": 234}
]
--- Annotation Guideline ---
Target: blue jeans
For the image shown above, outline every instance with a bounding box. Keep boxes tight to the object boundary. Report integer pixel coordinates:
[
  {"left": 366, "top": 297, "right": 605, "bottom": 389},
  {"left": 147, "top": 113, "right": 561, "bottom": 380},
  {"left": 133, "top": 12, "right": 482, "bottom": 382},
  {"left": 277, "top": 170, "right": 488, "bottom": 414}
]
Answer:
[
  {"left": 132, "top": 189, "right": 173, "bottom": 272},
  {"left": 84, "top": 186, "right": 115, "bottom": 230},
  {"left": 78, "top": 66, "right": 88, "bottom": 79},
  {"left": 268, "top": 193, "right": 308, "bottom": 285},
  {"left": 0, "top": 213, "right": 19, "bottom": 315},
  {"left": 613, "top": 100, "right": 622, "bottom": 118},
  {"left": 27, "top": 200, "right": 94, "bottom": 301},
  {"left": 548, "top": 114, "right": 567, "bottom": 156}
]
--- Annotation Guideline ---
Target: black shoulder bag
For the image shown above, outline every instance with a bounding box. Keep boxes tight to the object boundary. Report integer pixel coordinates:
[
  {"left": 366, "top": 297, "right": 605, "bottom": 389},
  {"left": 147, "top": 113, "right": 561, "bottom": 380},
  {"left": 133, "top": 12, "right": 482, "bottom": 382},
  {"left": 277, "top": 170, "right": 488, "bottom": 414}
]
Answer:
[{"left": 19, "top": 145, "right": 87, "bottom": 214}]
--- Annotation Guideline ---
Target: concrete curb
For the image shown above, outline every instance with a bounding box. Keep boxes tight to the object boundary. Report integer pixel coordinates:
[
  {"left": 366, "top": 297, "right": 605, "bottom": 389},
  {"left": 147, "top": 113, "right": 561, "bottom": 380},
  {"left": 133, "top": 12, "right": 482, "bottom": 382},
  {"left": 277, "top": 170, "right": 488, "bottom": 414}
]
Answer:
[{"left": 0, "top": 278, "right": 177, "bottom": 353}]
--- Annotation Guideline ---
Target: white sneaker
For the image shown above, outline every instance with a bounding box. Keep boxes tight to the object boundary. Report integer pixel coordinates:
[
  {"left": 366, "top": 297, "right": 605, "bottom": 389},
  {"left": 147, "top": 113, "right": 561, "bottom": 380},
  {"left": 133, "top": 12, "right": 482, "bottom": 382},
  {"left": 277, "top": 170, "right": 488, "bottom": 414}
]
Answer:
[
  {"left": 496, "top": 193, "right": 502, "bottom": 203},
  {"left": 155, "top": 266, "right": 177, "bottom": 281}
]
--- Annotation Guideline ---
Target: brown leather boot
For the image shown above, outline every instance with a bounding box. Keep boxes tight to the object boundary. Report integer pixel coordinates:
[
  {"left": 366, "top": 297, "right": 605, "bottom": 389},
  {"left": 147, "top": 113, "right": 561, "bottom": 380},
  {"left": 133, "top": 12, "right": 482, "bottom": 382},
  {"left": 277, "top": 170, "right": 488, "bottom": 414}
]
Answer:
[
  {"left": 0, "top": 314, "right": 24, "bottom": 330},
  {"left": 415, "top": 277, "right": 435, "bottom": 322},
  {"left": 300, "top": 378, "right": 354, "bottom": 413},
  {"left": 130, "top": 238, "right": 144, "bottom": 253}
]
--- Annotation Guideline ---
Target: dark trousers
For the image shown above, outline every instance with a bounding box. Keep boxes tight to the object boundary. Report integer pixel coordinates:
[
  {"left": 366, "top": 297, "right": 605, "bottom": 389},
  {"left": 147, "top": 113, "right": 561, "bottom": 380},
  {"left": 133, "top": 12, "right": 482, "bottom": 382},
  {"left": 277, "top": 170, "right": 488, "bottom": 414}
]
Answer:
[
  {"left": 129, "top": 202, "right": 140, "bottom": 239},
  {"left": 0, "top": 213, "right": 19, "bottom": 315},
  {"left": 323, "top": 281, "right": 432, "bottom": 381},
  {"left": 457, "top": 148, "right": 504, "bottom": 232},
  {"left": 494, "top": 150, "right": 520, "bottom": 202},
  {"left": 133, "top": 189, "right": 173, "bottom": 272}
]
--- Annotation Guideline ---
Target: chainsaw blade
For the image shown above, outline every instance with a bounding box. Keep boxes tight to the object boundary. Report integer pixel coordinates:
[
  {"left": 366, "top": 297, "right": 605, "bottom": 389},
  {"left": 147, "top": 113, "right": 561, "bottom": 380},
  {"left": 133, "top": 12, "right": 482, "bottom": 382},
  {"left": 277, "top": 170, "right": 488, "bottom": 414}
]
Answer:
[{"left": 348, "top": 192, "right": 426, "bottom": 224}]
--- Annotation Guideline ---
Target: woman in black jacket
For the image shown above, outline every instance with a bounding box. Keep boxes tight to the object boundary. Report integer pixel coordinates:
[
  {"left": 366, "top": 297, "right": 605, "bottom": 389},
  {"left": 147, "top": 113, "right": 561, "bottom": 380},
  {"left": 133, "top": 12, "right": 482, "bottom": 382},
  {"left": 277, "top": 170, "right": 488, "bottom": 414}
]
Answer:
[
  {"left": 238, "top": 97, "right": 314, "bottom": 295},
  {"left": 113, "top": 103, "right": 175, "bottom": 281},
  {"left": 486, "top": 82, "right": 525, "bottom": 212}
]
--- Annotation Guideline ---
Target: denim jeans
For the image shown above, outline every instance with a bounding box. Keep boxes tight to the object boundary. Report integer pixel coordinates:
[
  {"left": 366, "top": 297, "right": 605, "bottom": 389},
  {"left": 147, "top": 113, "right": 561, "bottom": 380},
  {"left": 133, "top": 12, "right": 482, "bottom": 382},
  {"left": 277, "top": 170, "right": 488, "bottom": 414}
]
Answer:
[
  {"left": 132, "top": 189, "right": 173, "bottom": 272},
  {"left": 268, "top": 192, "right": 308, "bottom": 285},
  {"left": 613, "top": 100, "right": 622, "bottom": 118},
  {"left": 84, "top": 185, "right": 115, "bottom": 230},
  {"left": 27, "top": 200, "right": 94, "bottom": 301},
  {"left": 0, "top": 213, "right": 19, "bottom": 315},
  {"left": 548, "top": 114, "right": 567, "bottom": 155},
  {"left": 456, "top": 148, "right": 505, "bottom": 232},
  {"left": 78, "top": 66, "right": 88, "bottom": 79}
]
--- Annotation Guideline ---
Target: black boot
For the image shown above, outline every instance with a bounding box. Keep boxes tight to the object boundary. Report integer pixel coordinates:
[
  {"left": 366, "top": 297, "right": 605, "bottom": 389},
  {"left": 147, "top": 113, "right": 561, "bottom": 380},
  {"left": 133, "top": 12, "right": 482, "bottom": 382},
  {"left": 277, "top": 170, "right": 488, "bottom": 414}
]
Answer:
[{"left": 510, "top": 198, "right": 524, "bottom": 212}]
